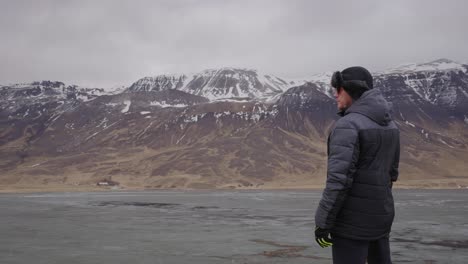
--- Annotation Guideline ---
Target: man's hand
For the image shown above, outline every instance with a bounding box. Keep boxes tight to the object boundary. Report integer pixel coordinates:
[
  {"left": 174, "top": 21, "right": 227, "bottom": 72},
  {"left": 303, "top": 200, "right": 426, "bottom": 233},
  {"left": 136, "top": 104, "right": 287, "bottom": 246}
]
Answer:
[{"left": 315, "top": 226, "right": 333, "bottom": 248}]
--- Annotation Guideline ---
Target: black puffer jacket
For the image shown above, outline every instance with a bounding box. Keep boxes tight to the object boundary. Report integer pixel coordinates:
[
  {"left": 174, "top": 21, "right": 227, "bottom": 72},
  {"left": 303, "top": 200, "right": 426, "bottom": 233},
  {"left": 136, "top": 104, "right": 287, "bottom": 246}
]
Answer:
[{"left": 315, "top": 88, "right": 400, "bottom": 241}]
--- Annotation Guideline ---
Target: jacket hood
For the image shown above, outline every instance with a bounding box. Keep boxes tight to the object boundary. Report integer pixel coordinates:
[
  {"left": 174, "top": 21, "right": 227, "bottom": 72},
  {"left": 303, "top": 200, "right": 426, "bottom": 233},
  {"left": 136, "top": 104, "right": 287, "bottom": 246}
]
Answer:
[{"left": 340, "top": 89, "right": 393, "bottom": 126}]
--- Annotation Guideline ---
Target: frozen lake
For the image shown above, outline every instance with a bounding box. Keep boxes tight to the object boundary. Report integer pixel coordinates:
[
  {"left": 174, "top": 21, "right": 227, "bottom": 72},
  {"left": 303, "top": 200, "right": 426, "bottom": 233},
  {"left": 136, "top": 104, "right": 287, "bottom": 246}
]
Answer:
[{"left": 1, "top": 189, "right": 467, "bottom": 263}]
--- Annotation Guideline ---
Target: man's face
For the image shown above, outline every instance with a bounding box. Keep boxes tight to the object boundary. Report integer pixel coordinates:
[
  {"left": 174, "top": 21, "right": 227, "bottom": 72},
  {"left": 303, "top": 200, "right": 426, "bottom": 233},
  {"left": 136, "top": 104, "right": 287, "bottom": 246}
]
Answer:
[{"left": 334, "top": 87, "right": 353, "bottom": 111}]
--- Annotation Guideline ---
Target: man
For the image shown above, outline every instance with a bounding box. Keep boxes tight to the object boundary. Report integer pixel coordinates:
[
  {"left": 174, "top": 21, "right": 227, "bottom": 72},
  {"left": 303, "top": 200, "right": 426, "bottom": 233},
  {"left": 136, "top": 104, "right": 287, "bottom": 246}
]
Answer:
[{"left": 314, "top": 66, "right": 400, "bottom": 264}]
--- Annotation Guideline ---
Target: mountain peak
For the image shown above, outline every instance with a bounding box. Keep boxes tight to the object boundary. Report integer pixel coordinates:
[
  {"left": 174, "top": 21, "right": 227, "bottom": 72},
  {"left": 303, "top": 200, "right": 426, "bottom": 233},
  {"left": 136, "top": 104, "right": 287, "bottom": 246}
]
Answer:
[
  {"left": 31, "top": 80, "right": 66, "bottom": 88},
  {"left": 385, "top": 58, "right": 466, "bottom": 74},
  {"left": 128, "top": 68, "right": 298, "bottom": 101},
  {"left": 428, "top": 58, "right": 455, "bottom": 64},
  {"left": 127, "top": 75, "right": 188, "bottom": 92},
  {"left": 202, "top": 67, "right": 256, "bottom": 72}
]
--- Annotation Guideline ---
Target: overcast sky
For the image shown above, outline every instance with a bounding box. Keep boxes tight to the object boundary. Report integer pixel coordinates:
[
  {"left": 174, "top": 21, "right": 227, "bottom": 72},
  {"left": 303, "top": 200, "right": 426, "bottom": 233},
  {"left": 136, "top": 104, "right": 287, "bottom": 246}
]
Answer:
[{"left": 1, "top": 0, "right": 467, "bottom": 88}]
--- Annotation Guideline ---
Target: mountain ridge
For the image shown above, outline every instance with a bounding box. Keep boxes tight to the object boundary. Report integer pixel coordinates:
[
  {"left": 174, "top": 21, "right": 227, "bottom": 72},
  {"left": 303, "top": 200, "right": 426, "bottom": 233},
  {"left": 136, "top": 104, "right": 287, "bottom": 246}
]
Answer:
[{"left": 1, "top": 59, "right": 467, "bottom": 190}]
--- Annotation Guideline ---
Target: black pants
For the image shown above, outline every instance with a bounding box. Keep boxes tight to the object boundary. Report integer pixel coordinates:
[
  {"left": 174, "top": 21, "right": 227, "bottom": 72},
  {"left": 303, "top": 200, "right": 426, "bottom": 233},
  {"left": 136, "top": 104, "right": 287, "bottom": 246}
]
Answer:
[{"left": 331, "top": 235, "right": 392, "bottom": 264}]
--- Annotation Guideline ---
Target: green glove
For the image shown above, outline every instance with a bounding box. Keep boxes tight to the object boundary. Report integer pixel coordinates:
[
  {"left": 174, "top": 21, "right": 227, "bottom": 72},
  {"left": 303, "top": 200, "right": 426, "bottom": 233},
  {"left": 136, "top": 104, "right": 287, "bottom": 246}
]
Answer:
[{"left": 315, "top": 226, "right": 333, "bottom": 248}]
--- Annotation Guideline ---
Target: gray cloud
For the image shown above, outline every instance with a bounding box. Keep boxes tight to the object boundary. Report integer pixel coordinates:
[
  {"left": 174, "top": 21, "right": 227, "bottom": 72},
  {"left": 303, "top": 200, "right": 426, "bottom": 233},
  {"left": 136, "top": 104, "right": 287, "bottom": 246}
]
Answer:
[{"left": 1, "top": 0, "right": 467, "bottom": 88}]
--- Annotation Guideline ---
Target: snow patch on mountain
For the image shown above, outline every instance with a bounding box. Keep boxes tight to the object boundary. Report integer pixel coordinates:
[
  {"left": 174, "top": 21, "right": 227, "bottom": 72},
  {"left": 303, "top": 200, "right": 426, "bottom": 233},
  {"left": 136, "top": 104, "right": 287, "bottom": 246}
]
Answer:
[
  {"left": 212, "top": 98, "right": 251, "bottom": 102},
  {"left": 421, "top": 129, "right": 429, "bottom": 139},
  {"left": 121, "top": 100, "right": 131, "bottom": 113},
  {"left": 439, "top": 138, "right": 455, "bottom": 148},
  {"left": 405, "top": 120, "right": 416, "bottom": 128},
  {"left": 150, "top": 101, "right": 188, "bottom": 108},
  {"left": 208, "top": 105, "right": 279, "bottom": 124}
]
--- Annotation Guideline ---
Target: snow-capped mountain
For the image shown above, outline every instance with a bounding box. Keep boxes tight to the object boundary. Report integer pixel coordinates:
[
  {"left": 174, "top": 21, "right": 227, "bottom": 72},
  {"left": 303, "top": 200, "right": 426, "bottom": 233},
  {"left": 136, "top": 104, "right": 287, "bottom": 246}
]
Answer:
[
  {"left": 0, "top": 80, "right": 108, "bottom": 123},
  {"left": 127, "top": 75, "right": 188, "bottom": 92},
  {"left": 0, "top": 80, "right": 106, "bottom": 103},
  {"left": 308, "top": 72, "right": 335, "bottom": 98},
  {"left": 375, "top": 59, "right": 468, "bottom": 118},
  {"left": 1, "top": 59, "right": 468, "bottom": 190},
  {"left": 127, "top": 68, "right": 305, "bottom": 102},
  {"left": 285, "top": 59, "right": 468, "bottom": 121}
]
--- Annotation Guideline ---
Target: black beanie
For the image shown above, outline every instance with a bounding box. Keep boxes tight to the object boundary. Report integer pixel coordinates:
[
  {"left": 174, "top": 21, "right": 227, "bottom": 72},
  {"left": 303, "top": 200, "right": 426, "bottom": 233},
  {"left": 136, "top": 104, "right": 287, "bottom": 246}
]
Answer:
[{"left": 341, "top": 66, "right": 373, "bottom": 100}]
